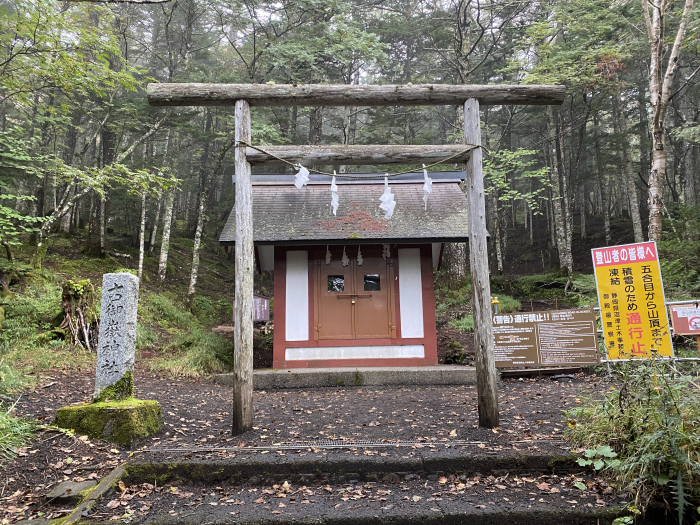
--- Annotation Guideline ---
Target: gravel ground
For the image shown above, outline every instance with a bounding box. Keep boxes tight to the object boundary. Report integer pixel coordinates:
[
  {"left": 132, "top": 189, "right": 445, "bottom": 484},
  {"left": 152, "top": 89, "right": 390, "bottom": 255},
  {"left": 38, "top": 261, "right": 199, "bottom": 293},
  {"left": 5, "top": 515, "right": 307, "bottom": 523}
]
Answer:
[{"left": 1, "top": 367, "right": 606, "bottom": 523}]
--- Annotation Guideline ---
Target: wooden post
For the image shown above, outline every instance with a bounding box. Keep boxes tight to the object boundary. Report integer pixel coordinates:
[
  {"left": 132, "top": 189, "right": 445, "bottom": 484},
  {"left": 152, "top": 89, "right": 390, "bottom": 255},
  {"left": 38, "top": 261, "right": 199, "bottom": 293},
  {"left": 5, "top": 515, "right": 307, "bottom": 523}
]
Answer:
[
  {"left": 233, "top": 100, "right": 254, "bottom": 435},
  {"left": 464, "top": 98, "right": 499, "bottom": 428}
]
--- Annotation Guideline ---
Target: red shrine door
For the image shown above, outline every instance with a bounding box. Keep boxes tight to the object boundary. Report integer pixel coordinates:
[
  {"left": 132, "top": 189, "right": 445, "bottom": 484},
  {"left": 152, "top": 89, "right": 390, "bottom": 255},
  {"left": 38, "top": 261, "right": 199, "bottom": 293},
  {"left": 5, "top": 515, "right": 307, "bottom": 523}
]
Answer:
[{"left": 315, "top": 246, "right": 395, "bottom": 340}]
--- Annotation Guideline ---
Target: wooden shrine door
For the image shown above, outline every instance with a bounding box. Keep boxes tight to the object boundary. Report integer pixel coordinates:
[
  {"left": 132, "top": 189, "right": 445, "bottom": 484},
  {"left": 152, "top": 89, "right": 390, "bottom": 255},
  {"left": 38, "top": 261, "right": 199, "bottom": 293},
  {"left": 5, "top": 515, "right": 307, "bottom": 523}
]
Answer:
[{"left": 315, "top": 247, "right": 395, "bottom": 340}]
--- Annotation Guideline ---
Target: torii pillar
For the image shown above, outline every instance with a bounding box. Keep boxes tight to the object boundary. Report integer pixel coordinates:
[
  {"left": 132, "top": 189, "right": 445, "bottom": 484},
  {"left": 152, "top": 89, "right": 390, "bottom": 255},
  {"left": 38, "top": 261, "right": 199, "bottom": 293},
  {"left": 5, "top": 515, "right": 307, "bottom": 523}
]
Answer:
[{"left": 147, "top": 83, "right": 566, "bottom": 433}]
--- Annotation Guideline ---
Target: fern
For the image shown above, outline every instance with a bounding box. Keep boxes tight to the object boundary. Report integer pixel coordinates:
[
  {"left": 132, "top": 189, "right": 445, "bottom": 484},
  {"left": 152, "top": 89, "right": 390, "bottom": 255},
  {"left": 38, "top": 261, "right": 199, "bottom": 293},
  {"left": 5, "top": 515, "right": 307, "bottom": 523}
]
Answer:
[{"left": 673, "top": 470, "right": 686, "bottom": 525}]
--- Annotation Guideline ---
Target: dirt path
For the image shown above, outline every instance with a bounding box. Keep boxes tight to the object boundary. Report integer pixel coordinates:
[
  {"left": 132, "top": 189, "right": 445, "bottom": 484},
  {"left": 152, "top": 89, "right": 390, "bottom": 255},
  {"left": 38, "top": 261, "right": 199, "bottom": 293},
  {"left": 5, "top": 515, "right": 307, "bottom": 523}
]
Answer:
[{"left": 1, "top": 367, "right": 603, "bottom": 523}]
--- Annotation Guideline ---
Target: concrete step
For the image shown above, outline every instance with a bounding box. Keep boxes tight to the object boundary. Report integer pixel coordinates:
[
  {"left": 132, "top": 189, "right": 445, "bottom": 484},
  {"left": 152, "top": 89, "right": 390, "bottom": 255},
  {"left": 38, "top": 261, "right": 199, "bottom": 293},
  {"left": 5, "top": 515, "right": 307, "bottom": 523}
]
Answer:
[
  {"left": 89, "top": 449, "right": 633, "bottom": 524},
  {"left": 123, "top": 450, "right": 579, "bottom": 486},
  {"left": 215, "top": 366, "right": 477, "bottom": 390}
]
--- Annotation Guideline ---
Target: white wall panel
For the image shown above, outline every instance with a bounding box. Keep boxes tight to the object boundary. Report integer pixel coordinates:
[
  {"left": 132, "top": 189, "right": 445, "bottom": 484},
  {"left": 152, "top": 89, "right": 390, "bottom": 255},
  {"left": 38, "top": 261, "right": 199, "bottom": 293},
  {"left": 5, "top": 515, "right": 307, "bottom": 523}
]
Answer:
[
  {"left": 285, "top": 250, "right": 309, "bottom": 341},
  {"left": 398, "top": 248, "right": 424, "bottom": 338},
  {"left": 286, "top": 345, "right": 425, "bottom": 361}
]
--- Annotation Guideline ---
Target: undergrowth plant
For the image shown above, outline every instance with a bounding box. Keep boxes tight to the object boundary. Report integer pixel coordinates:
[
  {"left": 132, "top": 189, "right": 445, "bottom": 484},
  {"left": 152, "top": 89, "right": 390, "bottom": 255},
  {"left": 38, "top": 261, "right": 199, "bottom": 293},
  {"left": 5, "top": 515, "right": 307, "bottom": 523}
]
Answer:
[
  {"left": 449, "top": 314, "right": 474, "bottom": 332},
  {"left": 565, "top": 359, "right": 700, "bottom": 523},
  {"left": 0, "top": 360, "right": 34, "bottom": 464},
  {"left": 140, "top": 293, "right": 233, "bottom": 376}
]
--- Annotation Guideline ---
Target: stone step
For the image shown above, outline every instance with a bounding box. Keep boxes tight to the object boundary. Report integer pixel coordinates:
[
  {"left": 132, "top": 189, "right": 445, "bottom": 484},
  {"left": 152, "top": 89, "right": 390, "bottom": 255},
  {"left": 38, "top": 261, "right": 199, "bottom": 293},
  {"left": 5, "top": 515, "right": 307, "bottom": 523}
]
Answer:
[
  {"left": 124, "top": 450, "right": 579, "bottom": 487},
  {"left": 90, "top": 452, "right": 633, "bottom": 525},
  {"left": 215, "top": 365, "right": 478, "bottom": 390}
]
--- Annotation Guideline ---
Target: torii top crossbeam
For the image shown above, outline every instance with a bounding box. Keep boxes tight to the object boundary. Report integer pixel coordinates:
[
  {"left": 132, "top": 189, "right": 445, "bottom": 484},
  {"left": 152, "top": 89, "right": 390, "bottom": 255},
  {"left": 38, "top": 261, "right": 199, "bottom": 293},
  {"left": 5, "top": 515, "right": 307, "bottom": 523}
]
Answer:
[
  {"left": 146, "top": 82, "right": 564, "bottom": 435},
  {"left": 146, "top": 83, "right": 565, "bottom": 107}
]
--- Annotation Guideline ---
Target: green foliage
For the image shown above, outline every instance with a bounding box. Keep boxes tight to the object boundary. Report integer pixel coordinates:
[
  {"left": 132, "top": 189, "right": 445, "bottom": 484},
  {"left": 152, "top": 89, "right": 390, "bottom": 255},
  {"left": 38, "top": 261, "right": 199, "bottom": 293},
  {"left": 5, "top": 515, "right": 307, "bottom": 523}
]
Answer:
[
  {"left": 444, "top": 341, "right": 466, "bottom": 364},
  {"left": 0, "top": 398, "right": 35, "bottom": 463},
  {"left": 141, "top": 293, "right": 192, "bottom": 330},
  {"left": 437, "top": 281, "right": 472, "bottom": 308},
  {"left": 483, "top": 148, "right": 551, "bottom": 213},
  {"left": 660, "top": 259, "right": 700, "bottom": 296},
  {"left": 136, "top": 325, "right": 159, "bottom": 349},
  {"left": 0, "top": 359, "right": 34, "bottom": 463},
  {"left": 152, "top": 328, "right": 233, "bottom": 377},
  {"left": 351, "top": 371, "right": 363, "bottom": 386},
  {"left": 0, "top": 195, "right": 44, "bottom": 253},
  {"left": 576, "top": 445, "right": 620, "bottom": 471},
  {"left": 570, "top": 274, "right": 597, "bottom": 295},
  {"left": 0, "top": 279, "right": 63, "bottom": 352},
  {"left": 0, "top": 359, "right": 23, "bottom": 398},
  {"left": 190, "top": 295, "right": 214, "bottom": 321},
  {"left": 0, "top": 0, "right": 142, "bottom": 107},
  {"left": 494, "top": 295, "right": 521, "bottom": 314},
  {"left": 566, "top": 360, "right": 700, "bottom": 521},
  {"left": 657, "top": 204, "right": 700, "bottom": 294},
  {"left": 449, "top": 315, "right": 474, "bottom": 333},
  {"left": 508, "top": 273, "right": 569, "bottom": 298}
]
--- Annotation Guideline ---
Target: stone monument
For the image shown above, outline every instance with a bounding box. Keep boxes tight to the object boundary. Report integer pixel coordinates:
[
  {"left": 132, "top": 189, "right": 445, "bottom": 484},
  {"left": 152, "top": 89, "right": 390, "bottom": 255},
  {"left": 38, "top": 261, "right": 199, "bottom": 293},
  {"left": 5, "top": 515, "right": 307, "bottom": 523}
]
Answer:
[
  {"left": 55, "top": 272, "right": 162, "bottom": 448},
  {"left": 94, "top": 272, "right": 139, "bottom": 401}
]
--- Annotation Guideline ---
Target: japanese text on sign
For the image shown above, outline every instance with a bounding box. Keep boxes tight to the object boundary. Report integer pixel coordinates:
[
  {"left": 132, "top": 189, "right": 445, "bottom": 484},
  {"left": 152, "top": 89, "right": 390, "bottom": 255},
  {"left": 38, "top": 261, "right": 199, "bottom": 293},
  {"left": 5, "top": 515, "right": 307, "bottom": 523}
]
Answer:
[
  {"left": 493, "top": 309, "right": 599, "bottom": 367},
  {"left": 592, "top": 241, "right": 673, "bottom": 359}
]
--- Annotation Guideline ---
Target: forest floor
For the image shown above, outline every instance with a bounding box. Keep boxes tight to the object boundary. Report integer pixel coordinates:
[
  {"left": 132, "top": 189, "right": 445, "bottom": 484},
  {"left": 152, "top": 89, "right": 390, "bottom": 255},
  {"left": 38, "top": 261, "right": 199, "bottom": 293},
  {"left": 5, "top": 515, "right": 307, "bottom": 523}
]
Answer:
[{"left": 0, "top": 367, "right": 625, "bottom": 523}]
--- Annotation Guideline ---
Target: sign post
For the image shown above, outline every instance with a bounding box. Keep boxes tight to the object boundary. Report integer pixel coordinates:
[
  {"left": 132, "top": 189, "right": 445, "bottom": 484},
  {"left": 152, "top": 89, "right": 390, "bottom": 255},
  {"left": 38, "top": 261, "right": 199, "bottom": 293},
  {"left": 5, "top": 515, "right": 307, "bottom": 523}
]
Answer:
[{"left": 592, "top": 241, "right": 673, "bottom": 359}]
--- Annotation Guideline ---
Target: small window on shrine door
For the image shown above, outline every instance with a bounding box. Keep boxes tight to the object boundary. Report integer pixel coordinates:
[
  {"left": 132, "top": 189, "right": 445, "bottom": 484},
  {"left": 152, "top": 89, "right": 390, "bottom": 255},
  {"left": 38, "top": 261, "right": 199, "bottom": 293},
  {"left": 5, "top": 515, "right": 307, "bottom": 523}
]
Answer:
[
  {"left": 364, "top": 274, "right": 380, "bottom": 291},
  {"left": 328, "top": 275, "right": 344, "bottom": 292}
]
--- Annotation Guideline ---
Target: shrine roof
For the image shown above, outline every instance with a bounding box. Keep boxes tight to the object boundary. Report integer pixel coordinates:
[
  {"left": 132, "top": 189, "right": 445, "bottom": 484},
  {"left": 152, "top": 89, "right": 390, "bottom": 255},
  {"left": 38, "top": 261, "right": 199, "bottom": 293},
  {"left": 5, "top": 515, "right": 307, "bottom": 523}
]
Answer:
[{"left": 219, "top": 171, "right": 474, "bottom": 245}]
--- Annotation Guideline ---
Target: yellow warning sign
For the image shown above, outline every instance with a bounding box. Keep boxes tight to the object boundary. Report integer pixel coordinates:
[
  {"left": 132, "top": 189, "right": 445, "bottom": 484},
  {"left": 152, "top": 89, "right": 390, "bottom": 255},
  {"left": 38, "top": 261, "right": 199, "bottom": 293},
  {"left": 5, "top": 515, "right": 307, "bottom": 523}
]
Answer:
[{"left": 592, "top": 241, "right": 673, "bottom": 359}]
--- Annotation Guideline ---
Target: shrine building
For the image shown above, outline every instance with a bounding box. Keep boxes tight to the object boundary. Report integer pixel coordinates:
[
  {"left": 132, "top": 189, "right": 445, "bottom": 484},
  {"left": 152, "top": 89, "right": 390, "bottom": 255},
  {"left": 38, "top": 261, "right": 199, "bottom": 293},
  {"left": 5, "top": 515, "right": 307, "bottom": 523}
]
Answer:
[{"left": 219, "top": 171, "right": 471, "bottom": 369}]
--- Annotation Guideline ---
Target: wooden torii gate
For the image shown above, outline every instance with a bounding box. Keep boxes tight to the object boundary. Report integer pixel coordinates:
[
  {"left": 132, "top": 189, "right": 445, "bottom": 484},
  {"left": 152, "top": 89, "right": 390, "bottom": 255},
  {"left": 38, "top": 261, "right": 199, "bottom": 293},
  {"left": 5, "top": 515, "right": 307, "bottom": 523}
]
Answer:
[{"left": 147, "top": 83, "right": 565, "bottom": 434}]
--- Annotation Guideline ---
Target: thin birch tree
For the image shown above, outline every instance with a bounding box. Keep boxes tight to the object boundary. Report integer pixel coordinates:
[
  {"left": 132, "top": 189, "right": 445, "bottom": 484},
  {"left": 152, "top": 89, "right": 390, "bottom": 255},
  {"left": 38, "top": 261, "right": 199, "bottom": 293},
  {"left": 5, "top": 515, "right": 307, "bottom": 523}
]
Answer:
[{"left": 643, "top": 0, "right": 696, "bottom": 241}]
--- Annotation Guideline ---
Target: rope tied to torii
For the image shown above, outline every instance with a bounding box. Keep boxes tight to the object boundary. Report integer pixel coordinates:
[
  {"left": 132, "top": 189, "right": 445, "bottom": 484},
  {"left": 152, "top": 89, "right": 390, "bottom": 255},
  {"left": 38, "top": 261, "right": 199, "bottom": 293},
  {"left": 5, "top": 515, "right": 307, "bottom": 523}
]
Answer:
[
  {"left": 235, "top": 140, "right": 489, "bottom": 219},
  {"left": 235, "top": 140, "right": 488, "bottom": 179}
]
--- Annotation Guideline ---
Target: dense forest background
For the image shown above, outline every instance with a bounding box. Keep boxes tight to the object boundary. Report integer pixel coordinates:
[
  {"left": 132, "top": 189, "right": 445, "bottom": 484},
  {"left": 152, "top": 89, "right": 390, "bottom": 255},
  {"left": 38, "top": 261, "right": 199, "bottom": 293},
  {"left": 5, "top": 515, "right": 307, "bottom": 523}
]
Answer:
[{"left": 1, "top": 0, "right": 699, "bottom": 300}]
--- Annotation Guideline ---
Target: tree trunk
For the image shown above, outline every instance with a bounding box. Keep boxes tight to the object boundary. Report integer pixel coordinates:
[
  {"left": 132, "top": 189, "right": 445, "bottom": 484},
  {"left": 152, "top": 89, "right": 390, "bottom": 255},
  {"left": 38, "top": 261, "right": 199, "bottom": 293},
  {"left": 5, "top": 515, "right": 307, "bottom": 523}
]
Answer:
[
  {"left": 644, "top": 0, "right": 695, "bottom": 241},
  {"left": 32, "top": 184, "right": 93, "bottom": 268},
  {"left": 138, "top": 192, "right": 147, "bottom": 281},
  {"left": 638, "top": 69, "right": 651, "bottom": 187},
  {"left": 186, "top": 191, "right": 206, "bottom": 305},
  {"left": 158, "top": 189, "right": 176, "bottom": 282},
  {"left": 186, "top": 115, "right": 213, "bottom": 307},
  {"left": 59, "top": 186, "right": 74, "bottom": 233},
  {"left": 186, "top": 117, "right": 236, "bottom": 304},
  {"left": 149, "top": 191, "right": 163, "bottom": 253},
  {"left": 579, "top": 183, "right": 586, "bottom": 239},
  {"left": 612, "top": 91, "right": 644, "bottom": 242},
  {"left": 593, "top": 112, "right": 611, "bottom": 244},
  {"left": 556, "top": 109, "right": 574, "bottom": 289},
  {"left": 100, "top": 196, "right": 106, "bottom": 257},
  {"left": 309, "top": 107, "right": 323, "bottom": 145},
  {"left": 546, "top": 106, "right": 571, "bottom": 279}
]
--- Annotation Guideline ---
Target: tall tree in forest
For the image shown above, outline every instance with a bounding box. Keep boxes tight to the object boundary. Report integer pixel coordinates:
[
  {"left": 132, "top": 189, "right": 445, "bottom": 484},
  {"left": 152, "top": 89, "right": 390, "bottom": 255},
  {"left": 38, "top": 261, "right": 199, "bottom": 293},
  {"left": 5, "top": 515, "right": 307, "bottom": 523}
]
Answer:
[{"left": 643, "top": 0, "right": 696, "bottom": 241}]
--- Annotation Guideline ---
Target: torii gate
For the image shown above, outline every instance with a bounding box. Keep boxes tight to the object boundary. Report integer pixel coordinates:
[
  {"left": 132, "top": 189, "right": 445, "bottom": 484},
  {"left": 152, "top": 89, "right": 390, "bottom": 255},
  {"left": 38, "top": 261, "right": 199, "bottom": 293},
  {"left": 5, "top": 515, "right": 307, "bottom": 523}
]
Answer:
[{"left": 147, "top": 83, "right": 565, "bottom": 434}]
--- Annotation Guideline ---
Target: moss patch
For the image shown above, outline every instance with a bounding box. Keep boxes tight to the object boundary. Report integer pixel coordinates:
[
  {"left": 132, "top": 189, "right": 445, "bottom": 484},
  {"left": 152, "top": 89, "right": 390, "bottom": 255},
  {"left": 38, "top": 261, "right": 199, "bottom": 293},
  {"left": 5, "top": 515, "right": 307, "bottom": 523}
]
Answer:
[
  {"left": 93, "top": 370, "right": 134, "bottom": 403},
  {"left": 54, "top": 397, "right": 162, "bottom": 448}
]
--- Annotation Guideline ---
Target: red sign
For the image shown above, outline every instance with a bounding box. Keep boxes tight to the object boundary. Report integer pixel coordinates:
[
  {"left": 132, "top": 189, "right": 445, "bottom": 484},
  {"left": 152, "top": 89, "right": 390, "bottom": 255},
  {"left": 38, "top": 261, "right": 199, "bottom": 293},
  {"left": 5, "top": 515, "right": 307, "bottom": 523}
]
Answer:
[
  {"left": 233, "top": 295, "right": 270, "bottom": 322},
  {"left": 669, "top": 305, "right": 700, "bottom": 335},
  {"left": 592, "top": 242, "right": 658, "bottom": 268}
]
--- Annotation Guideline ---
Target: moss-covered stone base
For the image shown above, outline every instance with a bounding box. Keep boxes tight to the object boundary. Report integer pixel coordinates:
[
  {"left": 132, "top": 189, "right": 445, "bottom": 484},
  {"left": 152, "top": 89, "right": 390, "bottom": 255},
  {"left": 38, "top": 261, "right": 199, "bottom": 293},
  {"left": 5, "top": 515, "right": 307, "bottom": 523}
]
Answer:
[
  {"left": 93, "top": 370, "right": 134, "bottom": 403},
  {"left": 54, "top": 398, "right": 163, "bottom": 448}
]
